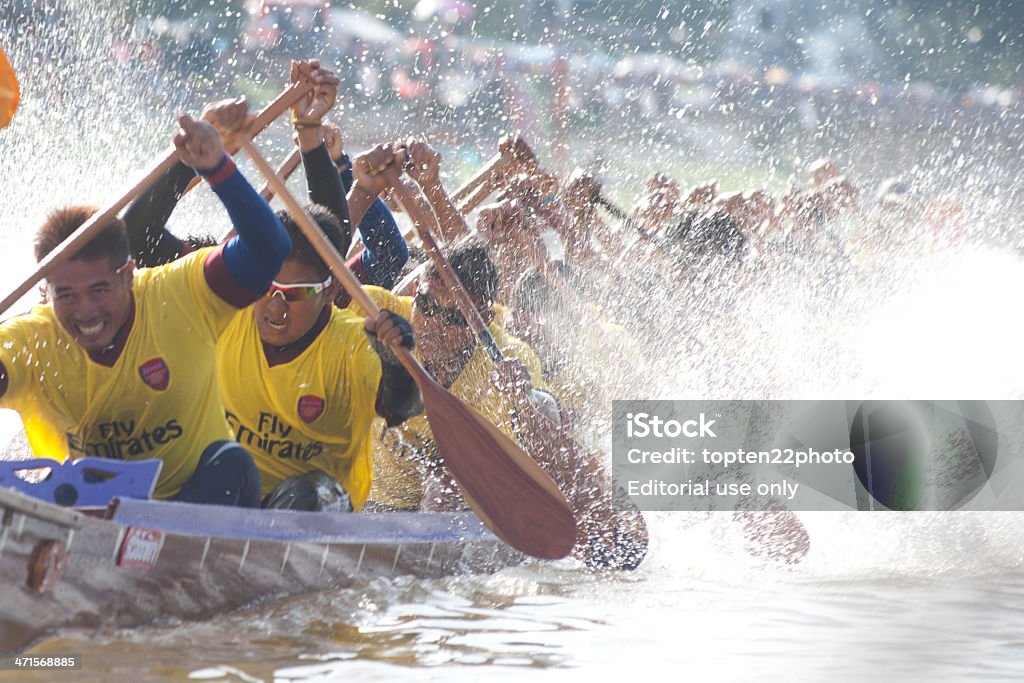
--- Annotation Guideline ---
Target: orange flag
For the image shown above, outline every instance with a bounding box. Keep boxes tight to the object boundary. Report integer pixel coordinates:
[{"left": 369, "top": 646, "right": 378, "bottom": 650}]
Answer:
[{"left": 0, "top": 47, "right": 19, "bottom": 128}]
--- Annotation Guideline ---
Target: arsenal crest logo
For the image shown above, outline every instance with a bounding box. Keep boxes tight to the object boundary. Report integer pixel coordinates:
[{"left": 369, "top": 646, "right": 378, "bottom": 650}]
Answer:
[
  {"left": 298, "top": 395, "right": 325, "bottom": 423},
  {"left": 139, "top": 358, "right": 169, "bottom": 391}
]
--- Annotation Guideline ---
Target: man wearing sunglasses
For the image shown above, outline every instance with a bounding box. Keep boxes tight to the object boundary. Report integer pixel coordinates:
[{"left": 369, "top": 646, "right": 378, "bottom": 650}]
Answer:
[
  {"left": 216, "top": 205, "right": 421, "bottom": 512},
  {"left": 0, "top": 106, "right": 289, "bottom": 507},
  {"left": 364, "top": 243, "right": 552, "bottom": 512}
]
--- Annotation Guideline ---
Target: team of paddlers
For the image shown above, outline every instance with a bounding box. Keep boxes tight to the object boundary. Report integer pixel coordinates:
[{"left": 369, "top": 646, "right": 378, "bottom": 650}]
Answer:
[{"left": 5, "top": 52, "right": 957, "bottom": 569}]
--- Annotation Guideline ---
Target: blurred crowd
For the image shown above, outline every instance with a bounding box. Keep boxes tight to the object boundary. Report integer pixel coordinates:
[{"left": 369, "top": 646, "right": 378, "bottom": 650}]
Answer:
[{"left": 5, "top": 0, "right": 1023, "bottom": 139}]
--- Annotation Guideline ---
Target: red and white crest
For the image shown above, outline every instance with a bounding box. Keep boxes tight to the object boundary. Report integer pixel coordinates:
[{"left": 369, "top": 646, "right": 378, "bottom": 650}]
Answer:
[
  {"left": 117, "top": 527, "right": 164, "bottom": 570},
  {"left": 139, "top": 358, "right": 169, "bottom": 391},
  {"left": 297, "top": 395, "right": 325, "bottom": 423}
]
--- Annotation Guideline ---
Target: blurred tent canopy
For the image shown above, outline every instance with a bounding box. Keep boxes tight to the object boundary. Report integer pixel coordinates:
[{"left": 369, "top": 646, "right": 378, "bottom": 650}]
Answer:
[
  {"left": 249, "top": 0, "right": 328, "bottom": 11},
  {"left": 329, "top": 8, "right": 404, "bottom": 46},
  {"left": 413, "top": 0, "right": 476, "bottom": 24},
  {"left": 612, "top": 53, "right": 699, "bottom": 83}
]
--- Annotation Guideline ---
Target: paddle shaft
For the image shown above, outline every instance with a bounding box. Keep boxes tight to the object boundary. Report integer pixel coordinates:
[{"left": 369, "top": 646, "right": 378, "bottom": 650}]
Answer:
[
  {"left": 0, "top": 81, "right": 312, "bottom": 317},
  {"left": 450, "top": 150, "right": 505, "bottom": 206},
  {"left": 0, "top": 152, "right": 176, "bottom": 315},
  {"left": 595, "top": 193, "right": 627, "bottom": 219},
  {"left": 452, "top": 135, "right": 539, "bottom": 215},
  {"left": 455, "top": 168, "right": 505, "bottom": 216},
  {"left": 454, "top": 135, "right": 544, "bottom": 217},
  {"left": 395, "top": 174, "right": 640, "bottom": 559},
  {"left": 183, "top": 81, "right": 313, "bottom": 195},
  {"left": 238, "top": 138, "right": 390, "bottom": 316},
  {"left": 238, "top": 134, "right": 576, "bottom": 560}
]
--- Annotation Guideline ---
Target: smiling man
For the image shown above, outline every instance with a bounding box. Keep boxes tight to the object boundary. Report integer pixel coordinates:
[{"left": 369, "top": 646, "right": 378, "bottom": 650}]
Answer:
[{"left": 0, "top": 106, "right": 289, "bottom": 507}]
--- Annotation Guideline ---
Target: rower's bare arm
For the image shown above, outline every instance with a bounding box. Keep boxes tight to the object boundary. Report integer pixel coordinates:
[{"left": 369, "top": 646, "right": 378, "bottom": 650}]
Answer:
[
  {"left": 289, "top": 59, "right": 339, "bottom": 152},
  {"left": 348, "top": 144, "right": 403, "bottom": 228},
  {"left": 405, "top": 141, "right": 464, "bottom": 243}
]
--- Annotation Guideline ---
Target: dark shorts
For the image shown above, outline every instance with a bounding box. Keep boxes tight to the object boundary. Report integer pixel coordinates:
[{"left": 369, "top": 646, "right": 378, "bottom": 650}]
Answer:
[{"left": 171, "top": 440, "right": 262, "bottom": 508}]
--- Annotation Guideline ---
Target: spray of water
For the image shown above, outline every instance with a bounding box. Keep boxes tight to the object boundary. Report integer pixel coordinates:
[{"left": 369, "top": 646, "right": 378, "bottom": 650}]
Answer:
[{"left": 6, "top": 6, "right": 1024, "bottom": 676}]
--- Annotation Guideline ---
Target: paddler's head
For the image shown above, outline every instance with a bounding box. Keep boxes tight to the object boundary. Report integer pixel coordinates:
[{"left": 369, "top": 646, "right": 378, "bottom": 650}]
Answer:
[
  {"left": 412, "top": 243, "right": 497, "bottom": 362},
  {"left": 35, "top": 205, "right": 134, "bottom": 353},
  {"left": 253, "top": 205, "right": 343, "bottom": 348}
]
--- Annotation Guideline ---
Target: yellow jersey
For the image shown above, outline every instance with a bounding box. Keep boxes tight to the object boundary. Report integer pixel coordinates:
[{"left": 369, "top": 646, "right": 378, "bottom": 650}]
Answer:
[
  {"left": 216, "top": 303, "right": 382, "bottom": 509},
  {"left": 0, "top": 248, "right": 239, "bottom": 498}
]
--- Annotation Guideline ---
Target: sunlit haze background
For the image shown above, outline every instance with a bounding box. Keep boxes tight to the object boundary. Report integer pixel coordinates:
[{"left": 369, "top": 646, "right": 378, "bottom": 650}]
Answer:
[{"left": 4, "top": 0, "right": 1024, "bottom": 680}]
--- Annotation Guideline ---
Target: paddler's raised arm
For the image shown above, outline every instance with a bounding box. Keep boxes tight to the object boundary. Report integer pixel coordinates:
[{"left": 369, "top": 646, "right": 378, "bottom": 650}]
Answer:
[
  {"left": 122, "top": 159, "right": 197, "bottom": 267},
  {"left": 178, "top": 101, "right": 290, "bottom": 305},
  {"left": 405, "top": 140, "right": 465, "bottom": 243},
  {"left": 347, "top": 143, "right": 409, "bottom": 288},
  {"left": 291, "top": 59, "right": 354, "bottom": 256},
  {"left": 331, "top": 145, "right": 410, "bottom": 308}
]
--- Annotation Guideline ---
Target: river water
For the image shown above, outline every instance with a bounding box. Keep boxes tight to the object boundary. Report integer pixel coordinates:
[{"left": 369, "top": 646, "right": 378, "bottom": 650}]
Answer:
[
  {"left": 12, "top": 512, "right": 1024, "bottom": 681},
  {"left": 5, "top": 2, "right": 1024, "bottom": 681}
]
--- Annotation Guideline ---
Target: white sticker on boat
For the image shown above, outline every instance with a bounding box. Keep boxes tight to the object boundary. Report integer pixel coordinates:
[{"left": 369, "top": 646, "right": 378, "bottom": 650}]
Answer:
[{"left": 117, "top": 527, "right": 164, "bottom": 570}]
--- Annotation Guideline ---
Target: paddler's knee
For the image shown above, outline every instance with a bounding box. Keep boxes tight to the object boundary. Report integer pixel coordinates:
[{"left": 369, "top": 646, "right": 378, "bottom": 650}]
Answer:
[
  {"left": 262, "top": 470, "right": 353, "bottom": 513},
  {"left": 174, "top": 440, "right": 262, "bottom": 508}
]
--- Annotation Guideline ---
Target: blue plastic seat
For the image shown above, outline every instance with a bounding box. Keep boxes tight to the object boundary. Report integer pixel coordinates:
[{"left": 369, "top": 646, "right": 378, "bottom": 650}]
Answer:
[{"left": 0, "top": 457, "right": 162, "bottom": 507}]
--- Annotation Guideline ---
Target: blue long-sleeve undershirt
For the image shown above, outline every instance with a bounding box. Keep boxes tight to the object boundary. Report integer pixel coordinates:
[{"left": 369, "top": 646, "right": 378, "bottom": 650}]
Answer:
[
  {"left": 335, "top": 153, "right": 408, "bottom": 289},
  {"left": 203, "top": 155, "right": 290, "bottom": 294}
]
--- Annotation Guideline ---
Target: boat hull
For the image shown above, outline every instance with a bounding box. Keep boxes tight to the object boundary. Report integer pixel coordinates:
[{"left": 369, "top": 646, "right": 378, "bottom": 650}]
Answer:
[{"left": 0, "top": 487, "right": 516, "bottom": 653}]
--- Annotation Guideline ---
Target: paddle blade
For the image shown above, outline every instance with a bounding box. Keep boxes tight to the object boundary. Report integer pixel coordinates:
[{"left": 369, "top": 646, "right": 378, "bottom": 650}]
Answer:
[
  {"left": 0, "top": 47, "right": 19, "bottom": 128},
  {"left": 420, "top": 377, "right": 577, "bottom": 560}
]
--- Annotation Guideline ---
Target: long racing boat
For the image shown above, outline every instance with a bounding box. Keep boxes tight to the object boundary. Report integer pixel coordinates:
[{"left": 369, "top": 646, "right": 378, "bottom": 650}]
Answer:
[{"left": 0, "top": 458, "right": 518, "bottom": 654}]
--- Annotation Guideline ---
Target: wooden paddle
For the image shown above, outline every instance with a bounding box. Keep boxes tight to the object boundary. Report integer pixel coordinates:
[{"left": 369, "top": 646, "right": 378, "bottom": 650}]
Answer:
[
  {"left": 0, "top": 46, "right": 19, "bottom": 128},
  {"left": 237, "top": 134, "right": 577, "bottom": 561},
  {"left": 450, "top": 150, "right": 506, "bottom": 207},
  {"left": 451, "top": 135, "right": 536, "bottom": 215},
  {"left": 594, "top": 193, "right": 627, "bottom": 220},
  {"left": 0, "top": 81, "right": 313, "bottom": 317}
]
